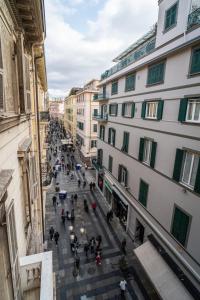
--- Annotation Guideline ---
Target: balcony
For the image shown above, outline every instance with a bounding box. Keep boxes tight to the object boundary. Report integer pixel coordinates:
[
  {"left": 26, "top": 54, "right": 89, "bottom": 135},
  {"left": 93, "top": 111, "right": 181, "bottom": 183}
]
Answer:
[
  {"left": 92, "top": 114, "right": 108, "bottom": 122},
  {"left": 20, "top": 251, "right": 55, "bottom": 300},
  {"left": 187, "top": 7, "right": 200, "bottom": 30},
  {"left": 93, "top": 93, "right": 109, "bottom": 101}
]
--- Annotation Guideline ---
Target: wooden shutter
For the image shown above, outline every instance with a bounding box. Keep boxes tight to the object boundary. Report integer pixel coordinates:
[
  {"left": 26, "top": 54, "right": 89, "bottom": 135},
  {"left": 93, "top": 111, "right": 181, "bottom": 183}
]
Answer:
[
  {"left": 141, "top": 102, "right": 146, "bottom": 119},
  {"left": 157, "top": 100, "right": 164, "bottom": 120},
  {"left": 122, "top": 103, "right": 125, "bottom": 116},
  {"left": 113, "top": 129, "right": 116, "bottom": 146},
  {"left": 109, "top": 105, "right": 111, "bottom": 115},
  {"left": 118, "top": 165, "right": 122, "bottom": 182},
  {"left": 125, "top": 168, "right": 128, "bottom": 186},
  {"left": 138, "top": 138, "right": 145, "bottom": 161},
  {"left": 108, "top": 155, "right": 113, "bottom": 172},
  {"left": 178, "top": 99, "right": 188, "bottom": 122},
  {"left": 171, "top": 207, "right": 190, "bottom": 246},
  {"left": 172, "top": 149, "right": 184, "bottom": 182},
  {"left": 139, "top": 180, "right": 148, "bottom": 207},
  {"left": 116, "top": 104, "right": 118, "bottom": 116},
  {"left": 108, "top": 128, "right": 111, "bottom": 144},
  {"left": 150, "top": 141, "right": 157, "bottom": 168},
  {"left": 194, "top": 159, "right": 200, "bottom": 194},
  {"left": 0, "top": 74, "right": 3, "bottom": 110},
  {"left": 131, "top": 102, "right": 135, "bottom": 118},
  {"left": 190, "top": 48, "right": 200, "bottom": 75}
]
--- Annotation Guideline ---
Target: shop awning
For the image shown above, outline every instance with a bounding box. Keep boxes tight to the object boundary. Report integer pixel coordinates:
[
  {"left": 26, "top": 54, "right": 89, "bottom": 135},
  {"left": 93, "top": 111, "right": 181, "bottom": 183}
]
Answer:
[{"left": 134, "top": 241, "right": 193, "bottom": 300}]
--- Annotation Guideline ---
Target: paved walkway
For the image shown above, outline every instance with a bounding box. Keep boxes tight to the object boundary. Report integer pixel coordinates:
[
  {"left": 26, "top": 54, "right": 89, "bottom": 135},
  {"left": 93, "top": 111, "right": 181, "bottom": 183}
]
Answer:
[{"left": 45, "top": 143, "right": 155, "bottom": 299}]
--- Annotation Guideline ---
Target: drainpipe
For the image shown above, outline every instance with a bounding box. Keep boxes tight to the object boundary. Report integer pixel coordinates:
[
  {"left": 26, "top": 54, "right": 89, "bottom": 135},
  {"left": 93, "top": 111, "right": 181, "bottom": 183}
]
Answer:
[{"left": 34, "top": 53, "right": 45, "bottom": 243}]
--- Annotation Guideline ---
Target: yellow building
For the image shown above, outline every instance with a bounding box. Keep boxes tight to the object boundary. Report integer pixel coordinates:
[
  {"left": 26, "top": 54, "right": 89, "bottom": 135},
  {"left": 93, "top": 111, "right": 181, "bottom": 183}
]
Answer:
[
  {"left": 0, "top": 1, "right": 54, "bottom": 299},
  {"left": 64, "top": 87, "right": 81, "bottom": 144}
]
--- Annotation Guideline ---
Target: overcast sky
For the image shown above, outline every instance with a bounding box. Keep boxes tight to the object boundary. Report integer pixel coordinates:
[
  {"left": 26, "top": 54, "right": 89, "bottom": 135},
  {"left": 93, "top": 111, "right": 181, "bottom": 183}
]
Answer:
[{"left": 44, "top": 0, "right": 158, "bottom": 98}]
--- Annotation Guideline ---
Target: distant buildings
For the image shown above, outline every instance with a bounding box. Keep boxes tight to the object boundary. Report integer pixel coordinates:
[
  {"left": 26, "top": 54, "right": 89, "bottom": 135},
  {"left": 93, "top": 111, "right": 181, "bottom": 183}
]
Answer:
[
  {"left": 76, "top": 79, "right": 100, "bottom": 166},
  {"left": 95, "top": 0, "right": 200, "bottom": 297},
  {"left": 49, "top": 98, "right": 64, "bottom": 119},
  {"left": 0, "top": 1, "right": 53, "bottom": 299}
]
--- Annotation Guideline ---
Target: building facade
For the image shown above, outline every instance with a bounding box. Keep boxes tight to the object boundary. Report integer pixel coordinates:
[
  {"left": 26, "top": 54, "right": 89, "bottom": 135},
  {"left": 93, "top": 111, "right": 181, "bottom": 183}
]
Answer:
[
  {"left": 64, "top": 87, "right": 81, "bottom": 143},
  {"left": 49, "top": 98, "right": 64, "bottom": 120},
  {"left": 76, "top": 79, "right": 100, "bottom": 165},
  {"left": 0, "top": 1, "right": 53, "bottom": 299},
  {"left": 96, "top": 0, "right": 200, "bottom": 295}
]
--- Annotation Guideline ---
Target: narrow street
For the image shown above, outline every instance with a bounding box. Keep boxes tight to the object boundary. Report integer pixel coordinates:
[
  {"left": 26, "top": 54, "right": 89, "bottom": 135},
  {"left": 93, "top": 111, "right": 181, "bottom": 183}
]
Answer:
[{"left": 45, "top": 124, "right": 149, "bottom": 300}]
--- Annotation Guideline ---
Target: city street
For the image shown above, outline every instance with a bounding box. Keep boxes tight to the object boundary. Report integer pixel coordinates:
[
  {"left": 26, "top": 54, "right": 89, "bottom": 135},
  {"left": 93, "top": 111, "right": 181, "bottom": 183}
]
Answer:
[{"left": 45, "top": 140, "right": 152, "bottom": 300}]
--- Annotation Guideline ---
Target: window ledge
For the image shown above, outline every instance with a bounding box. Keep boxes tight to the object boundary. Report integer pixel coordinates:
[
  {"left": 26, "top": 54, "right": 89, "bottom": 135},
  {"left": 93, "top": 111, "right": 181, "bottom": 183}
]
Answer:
[
  {"left": 181, "top": 121, "right": 200, "bottom": 126},
  {"left": 163, "top": 22, "right": 177, "bottom": 34},
  {"left": 146, "top": 81, "right": 164, "bottom": 87},
  {"left": 187, "top": 72, "right": 200, "bottom": 78},
  {"left": 143, "top": 117, "right": 159, "bottom": 121}
]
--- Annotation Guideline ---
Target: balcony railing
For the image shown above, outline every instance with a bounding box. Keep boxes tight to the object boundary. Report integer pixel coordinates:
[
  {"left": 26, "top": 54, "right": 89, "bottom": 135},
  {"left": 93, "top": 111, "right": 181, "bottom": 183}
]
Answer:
[
  {"left": 93, "top": 93, "right": 109, "bottom": 101},
  {"left": 92, "top": 114, "right": 108, "bottom": 121},
  {"left": 187, "top": 7, "right": 200, "bottom": 29},
  {"left": 101, "top": 36, "right": 156, "bottom": 80}
]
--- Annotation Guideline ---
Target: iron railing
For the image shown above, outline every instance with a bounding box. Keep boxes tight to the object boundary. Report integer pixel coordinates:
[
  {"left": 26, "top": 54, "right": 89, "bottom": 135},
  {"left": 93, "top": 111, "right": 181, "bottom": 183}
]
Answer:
[{"left": 187, "top": 7, "right": 200, "bottom": 29}]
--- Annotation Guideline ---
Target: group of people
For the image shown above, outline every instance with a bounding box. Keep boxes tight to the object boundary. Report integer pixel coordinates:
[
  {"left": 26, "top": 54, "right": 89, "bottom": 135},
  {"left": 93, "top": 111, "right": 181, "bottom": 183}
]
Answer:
[
  {"left": 89, "top": 181, "right": 96, "bottom": 191},
  {"left": 49, "top": 226, "right": 60, "bottom": 246}
]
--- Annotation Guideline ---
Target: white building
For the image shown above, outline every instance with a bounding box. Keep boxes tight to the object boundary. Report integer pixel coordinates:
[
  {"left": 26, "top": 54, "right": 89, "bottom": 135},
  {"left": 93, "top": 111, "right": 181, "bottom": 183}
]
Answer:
[
  {"left": 95, "top": 0, "right": 200, "bottom": 297},
  {"left": 76, "top": 79, "right": 100, "bottom": 166}
]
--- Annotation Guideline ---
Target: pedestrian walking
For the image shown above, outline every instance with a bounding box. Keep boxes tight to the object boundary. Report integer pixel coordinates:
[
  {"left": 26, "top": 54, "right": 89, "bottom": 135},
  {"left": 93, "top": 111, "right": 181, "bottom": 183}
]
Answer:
[
  {"left": 74, "top": 193, "right": 78, "bottom": 203},
  {"left": 90, "top": 237, "right": 96, "bottom": 254},
  {"left": 49, "top": 226, "right": 54, "bottom": 241},
  {"left": 89, "top": 182, "right": 93, "bottom": 191},
  {"left": 92, "top": 182, "right": 96, "bottom": 190},
  {"left": 121, "top": 238, "right": 126, "bottom": 254},
  {"left": 83, "top": 180, "right": 86, "bottom": 188},
  {"left": 78, "top": 179, "right": 81, "bottom": 187},
  {"left": 119, "top": 279, "right": 127, "bottom": 298},
  {"left": 95, "top": 251, "right": 102, "bottom": 265},
  {"left": 52, "top": 195, "right": 57, "bottom": 207},
  {"left": 71, "top": 208, "right": 75, "bottom": 221},
  {"left": 75, "top": 255, "right": 80, "bottom": 270},
  {"left": 84, "top": 243, "right": 89, "bottom": 258},
  {"left": 61, "top": 208, "right": 65, "bottom": 224},
  {"left": 54, "top": 231, "right": 60, "bottom": 246},
  {"left": 91, "top": 201, "right": 97, "bottom": 213},
  {"left": 96, "top": 235, "right": 102, "bottom": 250}
]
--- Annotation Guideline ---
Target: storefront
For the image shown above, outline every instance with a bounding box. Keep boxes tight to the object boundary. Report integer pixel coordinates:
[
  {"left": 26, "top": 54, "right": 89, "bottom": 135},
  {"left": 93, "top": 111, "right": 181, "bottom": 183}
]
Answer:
[
  {"left": 112, "top": 190, "right": 128, "bottom": 229},
  {"left": 104, "top": 180, "right": 112, "bottom": 206}
]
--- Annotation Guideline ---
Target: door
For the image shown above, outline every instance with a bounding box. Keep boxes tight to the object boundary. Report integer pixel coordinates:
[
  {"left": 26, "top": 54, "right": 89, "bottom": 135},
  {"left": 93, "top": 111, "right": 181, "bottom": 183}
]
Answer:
[{"left": 135, "top": 219, "right": 145, "bottom": 244}]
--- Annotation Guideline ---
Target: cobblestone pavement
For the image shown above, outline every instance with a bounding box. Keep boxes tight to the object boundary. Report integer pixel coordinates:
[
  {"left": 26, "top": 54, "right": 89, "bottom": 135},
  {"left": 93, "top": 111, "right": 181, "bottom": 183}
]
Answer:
[{"left": 45, "top": 147, "right": 149, "bottom": 300}]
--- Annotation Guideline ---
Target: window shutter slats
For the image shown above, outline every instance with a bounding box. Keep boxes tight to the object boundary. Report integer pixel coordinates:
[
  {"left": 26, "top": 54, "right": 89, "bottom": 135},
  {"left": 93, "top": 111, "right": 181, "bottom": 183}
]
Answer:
[
  {"left": 113, "top": 129, "right": 116, "bottom": 146},
  {"left": 178, "top": 98, "right": 188, "bottom": 122},
  {"left": 139, "top": 180, "right": 148, "bottom": 207},
  {"left": 150, "top": 141, "right": 157, "bottom": 168},
  {"left": 122, "top": 103, "right": 125, "bottom": 116},
  {"left": 131, "top": 103, "right": 135, "bottom": 118},
  {"left": 194, "top": 159, "right": 200, "bottom": 194},
  {"left": 141, "top": 102, "right": 146, "bottom": 119},
  {"left": 172, "top": 149, "right": 184, "bottom": 182},
  {"left": 138, "top": 138, "right": 145, "bottom": 161},
  {"left": 157, "top": 100, "right": 164, "bottom": 120},
  {"left": 108, "top": 128, "right": 111, "bottom": 144},
  {"left": 118, "top": 165, "right": 122, "bottom": 181}
]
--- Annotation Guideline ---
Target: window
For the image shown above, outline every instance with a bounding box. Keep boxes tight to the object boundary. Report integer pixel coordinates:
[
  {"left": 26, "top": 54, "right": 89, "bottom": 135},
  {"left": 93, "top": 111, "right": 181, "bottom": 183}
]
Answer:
[
  {"left": 108, "top": 155, "right": 113, "bottom": 173},
  {"left": 111, "top": 81, "right": 118, "bottom": 95},
  {"left": 77, "top": 122, "right": 84, "bottom": 130},
  {"left": 108, "top": 128, "right": 116, "bottom": 146},
  {"left": 0, "top": 37, "right": 4, "bottom": 111},
  {"left": 147, "top": 61, "right": 165, "bottom": 85},
  {"left": 97, "top": 149, "right": 103, "bottom": 167},
  {"left": 99, "top": 125, "right": 105, "bottom": 140},
  {"left": 173, "top": 149, "right": 200, "bottom": 193},
  {"left": 118, "top": 165, "right": 128, "bottom": 186},
  {"left": 109, "top": 104, "right": 118, "bottom": 116},
  {"left": 122, "top": 102, "right": 135, "bottom": 118},
  {"left": 121, "top": 132, "right": 129, "bottom": 153},
  {"left": 186, "top": 99, "right": 200, "bottom": 122},
  {"left": 138, "top": 138, "right": 157, "bottom": 168},
  {"left": 141, "top": 100, "right": 164, "bottom": 120},
  {"left": 190, "top": 46, "right": 200, "bottom": 75},
  {"left": 125, "top": 73, "right": 135, "bottom": 91},
  {"left": 171, "top": 207, "right": 190, "bottom": 246},
  {"left": 93, "top": 124, "right": 97, "bottom": 132},
  {"left": 93, "top": 109, "right": 98, "bottom": 116},
  {"left": 138, "top": 180, "right": 149, "bottom": 207},
  {"left": 91, "top": 140, "right": 97, "bottom": 148},
  {"left": 164, "top": 2, "right": 178, "bottom": 31},
  {"left": 24, "top": 55, "right": 31, "bottom": 112}
]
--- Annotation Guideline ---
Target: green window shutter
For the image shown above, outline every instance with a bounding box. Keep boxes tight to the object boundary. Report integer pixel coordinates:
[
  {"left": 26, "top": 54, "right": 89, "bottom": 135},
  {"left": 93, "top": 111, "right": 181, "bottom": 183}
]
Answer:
[
  {"left": 122, "top": 132, "right": 129, "bottom": 153},
  {"left": 118, "top": 165, "right": 122, "bottom": 181},
  {"left": 150, "top": 141, "right": 157, "bottom": 168},
  {"left": 178, "top": 99, "right": 188, "bottom": 122},
  {"left": 108, "top": 128, "right": 111, "bottom": 144},
  {"left": 126, "top": 132, "right": 129, "bottom": 153},
  {"left": 108, "top": 156, "right": 113, "bottom": 172},
  {"left": 122, "top": 103, "right": 125, "bottom": 116},
  {"left": 141, "top": 102, "right": 146, "bottom": 119},
  {"left": 157, "top": 100, "right": 164, "bottom": 120},
  {"left": 171, "top": 207, "right": 190, "bottom": 246},
  {"left": 113, "top": 129, "right": 116, "bottom": 146},
  {"left": 138, "top": 138, "right": 145, "bottom": 161},
  {"left": 131, "top": 103, "right": 135, "bottom": 118},
  {"left": 139, "top": 180, "right": 148, "bottom": 207},
  {"left": 116, "top": 104, "right": 118, "bottom": 116},
  {"left": 172, "top": 149, "right": 184, "bottom": 182},
  {"left": 125, "top": 169, "right": 128, "bottom": 186},
  {"left": 103, "top": 126, "right": 105, "bottom": 140},
  {"left": 109, "top": 105, "right": 111, "bottom": 115},
  {"left": 190, "top": 48, "right": 200, "bottom": 75},
  {"left": 194, "top": 160, "right": 200, "bottom": 194}
]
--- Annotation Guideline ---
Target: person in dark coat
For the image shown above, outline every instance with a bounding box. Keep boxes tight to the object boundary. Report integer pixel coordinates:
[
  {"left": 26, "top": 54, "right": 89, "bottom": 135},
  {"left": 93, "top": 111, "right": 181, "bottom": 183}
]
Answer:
[
  {"left": 52, "top": 195, "right": 57, "bottom": 207},
  {"left": 54, "top": 231, "right": 60, "bottom": 245},
  {"left": 84, "top": 243, "right": 89, "bottom": 258},
  {"left": 89, "top": 182, "right": 93, "bottom": 191},
  {"left": 90, "top": 237, "right": 96, "bottom": 254},
  {"left": 49, "top": 226, "right": 54, "bottom": 240},
  {"left": 121, "top": 238, "right": 126, "bottom": 254}
]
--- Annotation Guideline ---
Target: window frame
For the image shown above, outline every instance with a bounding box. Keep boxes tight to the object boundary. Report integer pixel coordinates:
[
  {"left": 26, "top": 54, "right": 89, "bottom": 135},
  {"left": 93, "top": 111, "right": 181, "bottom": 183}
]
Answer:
[
  {"left": 180, "top": 150, "right": 199, "bottom": 189},
  {"left": 99, "top": 125, "right": 105, "bottom": 140},
  {"left": 186, "top": 98, "right": 200, "bottom": 123},
  {"left": 189, "top": 45, "right": 200, "bottom": 76},
  {"left": 143, "top": 139, "right": 152, "bottom": 165},
  {"left": 111, "top": 81, "right": 118, "bottom": 95},
  {"left": 145, "top": 101, "right": 159, "bottom": 119},
  {"left": 108, "top": 155, "right": 113, "bottom": 173},
  {"left": 147, "top": 61, "right": 166, "bottom": 86},
  {"left": 109, "top": 103, "right": 118, "bottom": 116},
  {"left": 93, "top": 123, "right": 97, "bottom": 132},
  {"left": 125, "top": 73, "right": 135, "bottom": 92},
  {"left": 123, "top": 102, "right": 134, "bottom": 118},
  {"left": 164, "top": 1, "right": 179, "bottom": 32}
]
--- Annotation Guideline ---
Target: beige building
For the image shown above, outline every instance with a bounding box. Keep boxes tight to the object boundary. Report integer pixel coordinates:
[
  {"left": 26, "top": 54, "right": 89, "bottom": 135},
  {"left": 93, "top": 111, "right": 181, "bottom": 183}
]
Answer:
[
  {"left": 49, "top": 98, "right": 64, "bottom": 120},
  {"left": 0, "top": 1, "right": 54, "bottom": 300},
  {"left": 64, "top": 87, "right": 81, "bottom": 143},
  {"left": 76, "top": 79, "right": 100, "bottom": 165}
]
